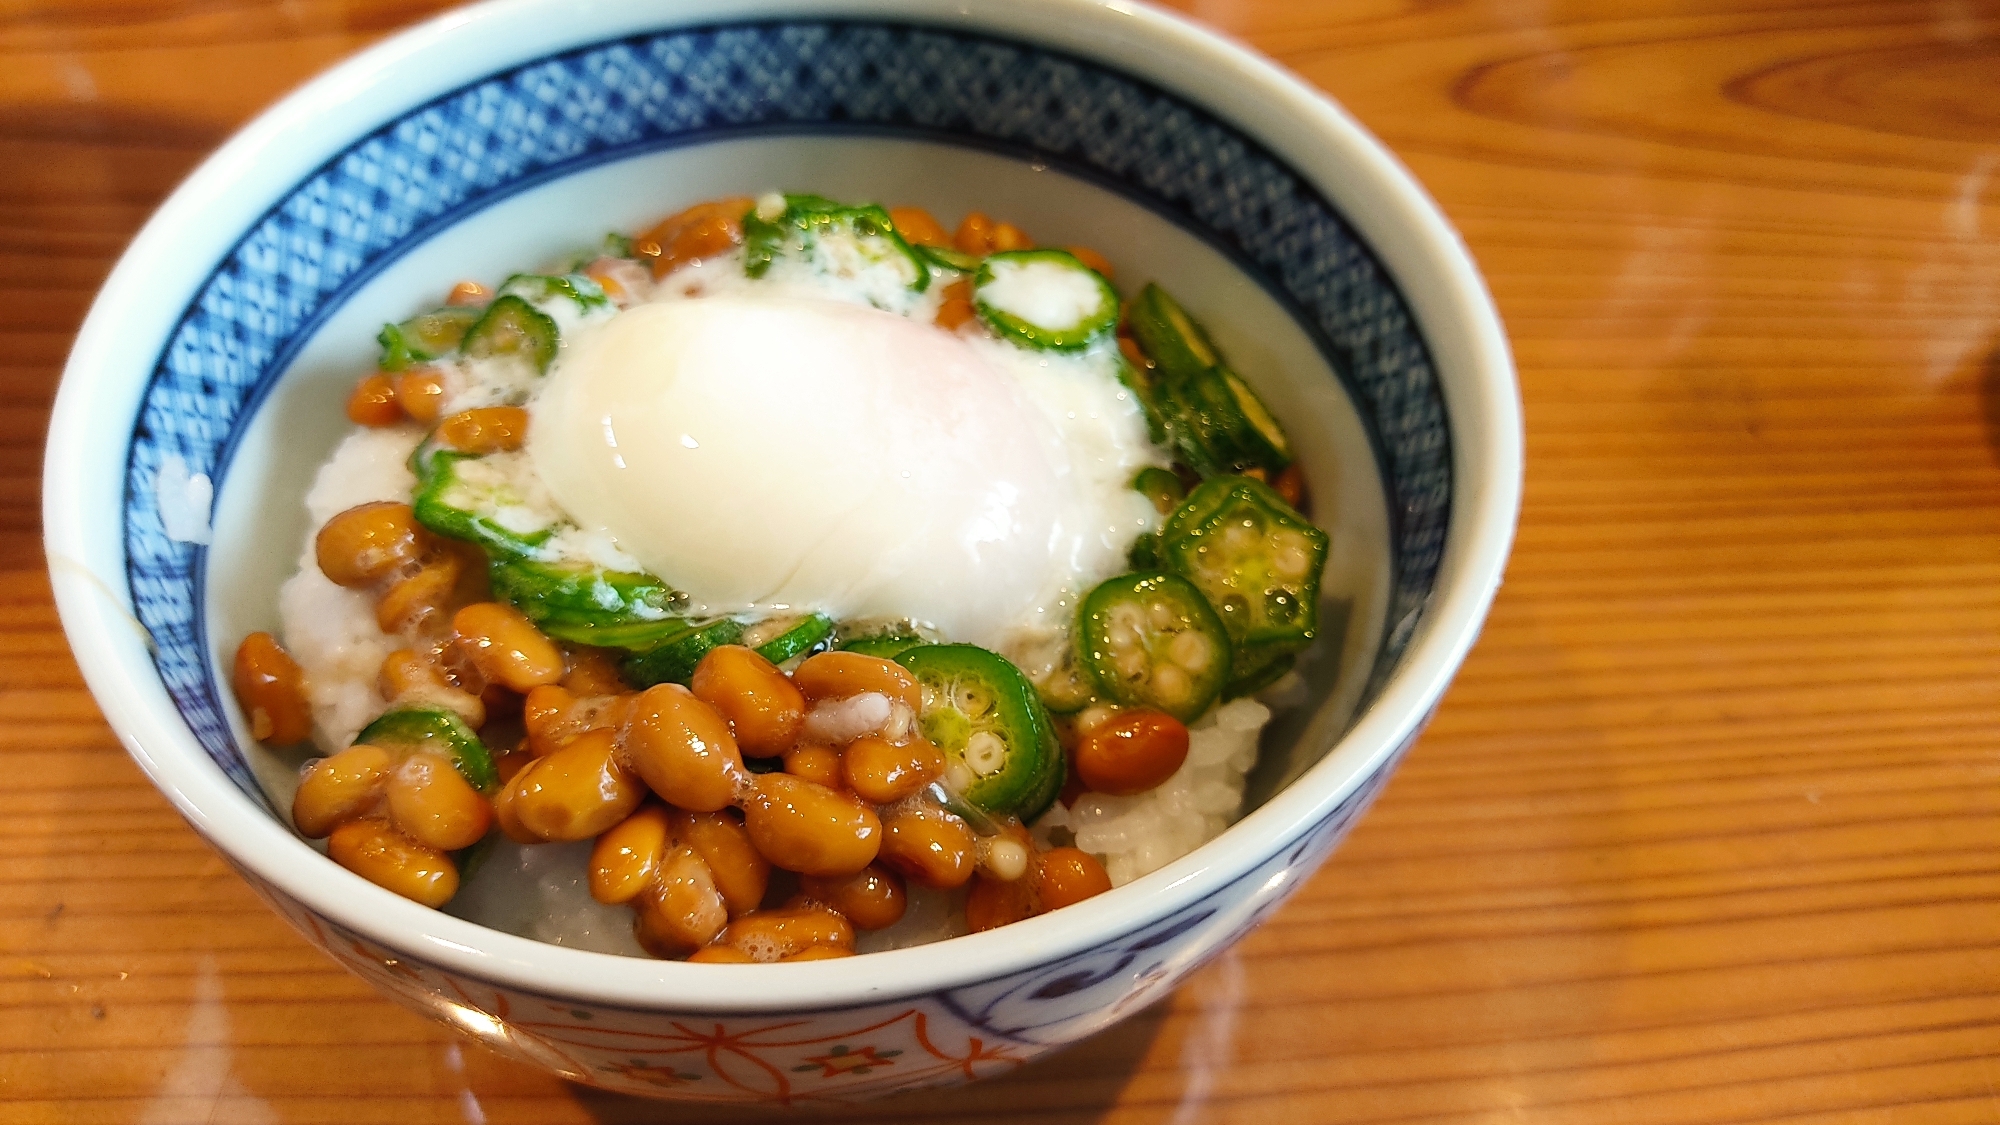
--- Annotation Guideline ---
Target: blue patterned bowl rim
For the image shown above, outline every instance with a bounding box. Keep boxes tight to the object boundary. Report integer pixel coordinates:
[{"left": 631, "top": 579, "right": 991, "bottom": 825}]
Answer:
[{"left": 45, "top": 0, "right": 1521, "bottom": 1013}]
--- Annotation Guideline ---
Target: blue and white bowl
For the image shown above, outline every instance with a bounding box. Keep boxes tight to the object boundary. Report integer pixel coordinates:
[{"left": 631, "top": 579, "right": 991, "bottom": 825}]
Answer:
[{"left": 43, "top": 0, "right": 1520, "bottom": 1103}]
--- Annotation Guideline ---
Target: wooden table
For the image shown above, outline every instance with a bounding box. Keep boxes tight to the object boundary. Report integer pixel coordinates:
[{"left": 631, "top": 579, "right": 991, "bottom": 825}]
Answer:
[{"left": 8, "top": 1, "right": 2000, "bottom": 1121}]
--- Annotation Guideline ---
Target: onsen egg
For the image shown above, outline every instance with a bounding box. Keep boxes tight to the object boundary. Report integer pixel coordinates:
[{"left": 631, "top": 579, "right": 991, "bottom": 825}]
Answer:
[{"left": 527, "top": 292, "right": 1161, "bottom": 645}]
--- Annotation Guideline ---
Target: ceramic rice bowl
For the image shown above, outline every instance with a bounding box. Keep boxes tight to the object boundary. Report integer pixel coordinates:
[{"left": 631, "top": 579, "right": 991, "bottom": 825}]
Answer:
[{"left": 43, "top": 0, "right": 1520, "bottom": 1104}]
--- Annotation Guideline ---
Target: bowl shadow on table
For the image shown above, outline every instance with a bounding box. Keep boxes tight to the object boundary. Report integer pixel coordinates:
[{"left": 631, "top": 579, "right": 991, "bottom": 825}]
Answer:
[{"left": 567, "top": 998, "right": 1174, "bottom": 1123}]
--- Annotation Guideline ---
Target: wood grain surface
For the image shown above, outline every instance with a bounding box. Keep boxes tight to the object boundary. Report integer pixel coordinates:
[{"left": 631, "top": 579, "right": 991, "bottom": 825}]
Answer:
[{"left": 7, "top": 0, "right": 2000, "bottom": 1121}]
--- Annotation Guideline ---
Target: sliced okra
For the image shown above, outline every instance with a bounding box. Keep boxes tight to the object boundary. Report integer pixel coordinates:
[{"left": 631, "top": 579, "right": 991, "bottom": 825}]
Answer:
[
  {"left": 1077, "top": 572, "right": 1231, "bottom": 723},
  {"left": 1133, "top": 466, "right": 1187, "bottom": 515},
  {"left": 742, "top": 194, "right": 929, "bottom": 307},
  {"left": 745, "top": 613, "right": 836, "bottom": 666},
  {"left": 972, "top": 249, "right": 1119, "bottom": 351},
  {"left": 461, "top": 295, "right": 560, "bottom": 373},
  {"left": 377, "top": 306, "right": 481, "bottom": 372},
  {"left": 1126, "top": 283, "right": 1292, "bottom": 476},
  {"left": 354, "top": 707, "right": 498, "bottom": 794},
  {"left": 487, "top": 557, "right": 685, "bottom": 649},
  {"left": 409, "top": 445, "right": 557, "bottom": 561},
  {"left": 896, "top": 644, "right": 1064, "bottom": 820},
  {"left": 495, "top": 272, "right": 613, "bottom": 316},
  {"left": 1160, "top": 475, "right": 1328, "bottom": 672}
]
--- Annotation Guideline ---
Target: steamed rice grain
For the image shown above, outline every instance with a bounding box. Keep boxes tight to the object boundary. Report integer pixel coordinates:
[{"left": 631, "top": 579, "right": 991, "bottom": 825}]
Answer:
[
  {"left": 280, "top": 426, "right": 424, "bottom": 752},
  {"left": 1036, "top": 697, "right": 1269, "bottom": 888}
]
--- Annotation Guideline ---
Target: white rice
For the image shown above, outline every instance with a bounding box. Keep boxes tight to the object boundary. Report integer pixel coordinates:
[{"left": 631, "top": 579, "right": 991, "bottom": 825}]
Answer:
[
  {"left": 1035, "top": 697, "right": 1269, "bottom": 888},
  {"left": 855, "top": 883, "right": 965, "bottom": 953},
  {"left": 279, "top": 425, "right": 424, "bottom": 753},
  {"left": 444, "top": 839, "right": 646, "bottom": 957}
]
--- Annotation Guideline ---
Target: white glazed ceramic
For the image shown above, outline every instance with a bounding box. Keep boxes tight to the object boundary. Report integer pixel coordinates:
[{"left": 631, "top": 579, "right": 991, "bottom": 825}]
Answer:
[{"left": 44, "top": 0, "right": 1520, "bottom": 1104}]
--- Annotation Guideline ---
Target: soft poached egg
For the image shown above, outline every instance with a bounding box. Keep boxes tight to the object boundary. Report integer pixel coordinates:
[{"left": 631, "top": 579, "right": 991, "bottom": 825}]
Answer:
[{"left": 527, "top": 290, "right": 1160, "bottom": 645}]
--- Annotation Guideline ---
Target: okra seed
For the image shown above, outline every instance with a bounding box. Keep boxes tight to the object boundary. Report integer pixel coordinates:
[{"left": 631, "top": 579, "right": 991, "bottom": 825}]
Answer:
[
  {"left": 981, "top": 837, "right": 1030, "bottom": 882},
  {"left": 945, "top": 760, "right": 977, "bottom": 793},
  {"left": 1075, "top": 705, "right": 1115, "bottom": 733},
  {"left": 1147, "top": 601, "right": 1176, "bottom": 630},
  {"left": 1152, "top": 665, "right": 1191, "bottom": 703},
  {"left": 1114, "top": 649, "right": 1148, "bottom": 679},
  {"left": 1169, "top": 630, "right": 1212, "bottom": 671},
  {"left": 966, "top": 731, "right": 1007, "bottom": 776},
  {"left": 952, "top": 687, "right": 993, "bottom": 719},
  {"left": 1275, "top": 533, "right": 1313, "bottom": 574}
]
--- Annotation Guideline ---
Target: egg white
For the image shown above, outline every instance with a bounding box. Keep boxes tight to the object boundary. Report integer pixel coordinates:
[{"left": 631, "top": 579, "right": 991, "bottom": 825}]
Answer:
[{"left": 525, "top": 267, "right": 1165, "bottom": 646}]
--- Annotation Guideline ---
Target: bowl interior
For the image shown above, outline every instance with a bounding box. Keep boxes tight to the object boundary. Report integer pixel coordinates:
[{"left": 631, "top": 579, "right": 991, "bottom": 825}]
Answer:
[
  {"left": 208, "top": 131, "right": 1395, "bottom": 818},
  {"left": 116, "top": 15, "right": 1455, "bottom": 961}
]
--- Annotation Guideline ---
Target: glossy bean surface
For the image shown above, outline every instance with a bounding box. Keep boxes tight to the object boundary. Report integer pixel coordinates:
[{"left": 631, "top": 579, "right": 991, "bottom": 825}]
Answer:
[
  {"left": 638, "top": 197, "right": 752, "bottom": 278},
  {"left": 452, "top": 602, "right": 564, "bottom": 693},
  {"left": 314, "top": 502, "right": 427, "bottom": 588},
  {"left": 232, "top": 632, "right": 313, "bottom": 746},
  {"left": 964, "top": 870, "right": 1037, "bottom": 933},
  {"left": 434, "top": 406, "right": 528, "bottom": 454},
  {"left": 841, "top": 735, "right": 943, "bottom": 804},
  {"left": 799, "top": 865, "right": 906, "bottom": 931},
  {"left": 373, "top": 553, "right": 461, "bottom": 634},
  {"left": 327, "top": 819, "right": 458, "bottom": 908},
  {"left": 500, "top": 729, "right": 644, "bottom": 842},
  {"left": 717, "top": 903, "right": 854, "bottom": 962},
  {"left": 879, "top": 804, "right": 977, "bottom": 889},
  {"left": 560, "top": 648, "right": 629, "bottom": 696},
  {"left": 684, "top": 945, "right": 754, "bottom": 964},
  {"left": 888, "top": 206, "right": 951, "bottom": 247},
  {"left": 790, "top": 651, "right": 923, "bottom": 715},
  {"left": 392, "top": 368, "right": 447, "bottom": 423},
  {"left": 739, "top": 773, "right": 880, "bottom": 877},
  {"left": 376, "top": 650, "right": 486, "bottom": 728},
  {"left": 384, "top": 752, "right": 491, "bottom": 852},
  {"left": 631, "top": 848, "right": 728, "bottom": 957},
  {"left": 1074, "top": 707, "right": 1189, "bottom": 796},
  {"left": 781, "top": 744, "right": 842, "bottom": 788},
  {"left": 619, "top": 685, "right": 745, "bottom": 812},
  {"left": 345, "top": 373, "right": 402, "bottom": 426},
  {"left": 1036, "top": 846, "right": 1113, "bottom": 911},
  {"left": 588, "top": 804, "right": 670, "bottom": 905},
  {"left": 669, "top": 809, "right": 769, "bottom": 918},
  {"left": 689, "top": 645, "right": 804, "bottom": 757},
  {"left": 291, "top": 743, "right": 391, "bottom": 838}
]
